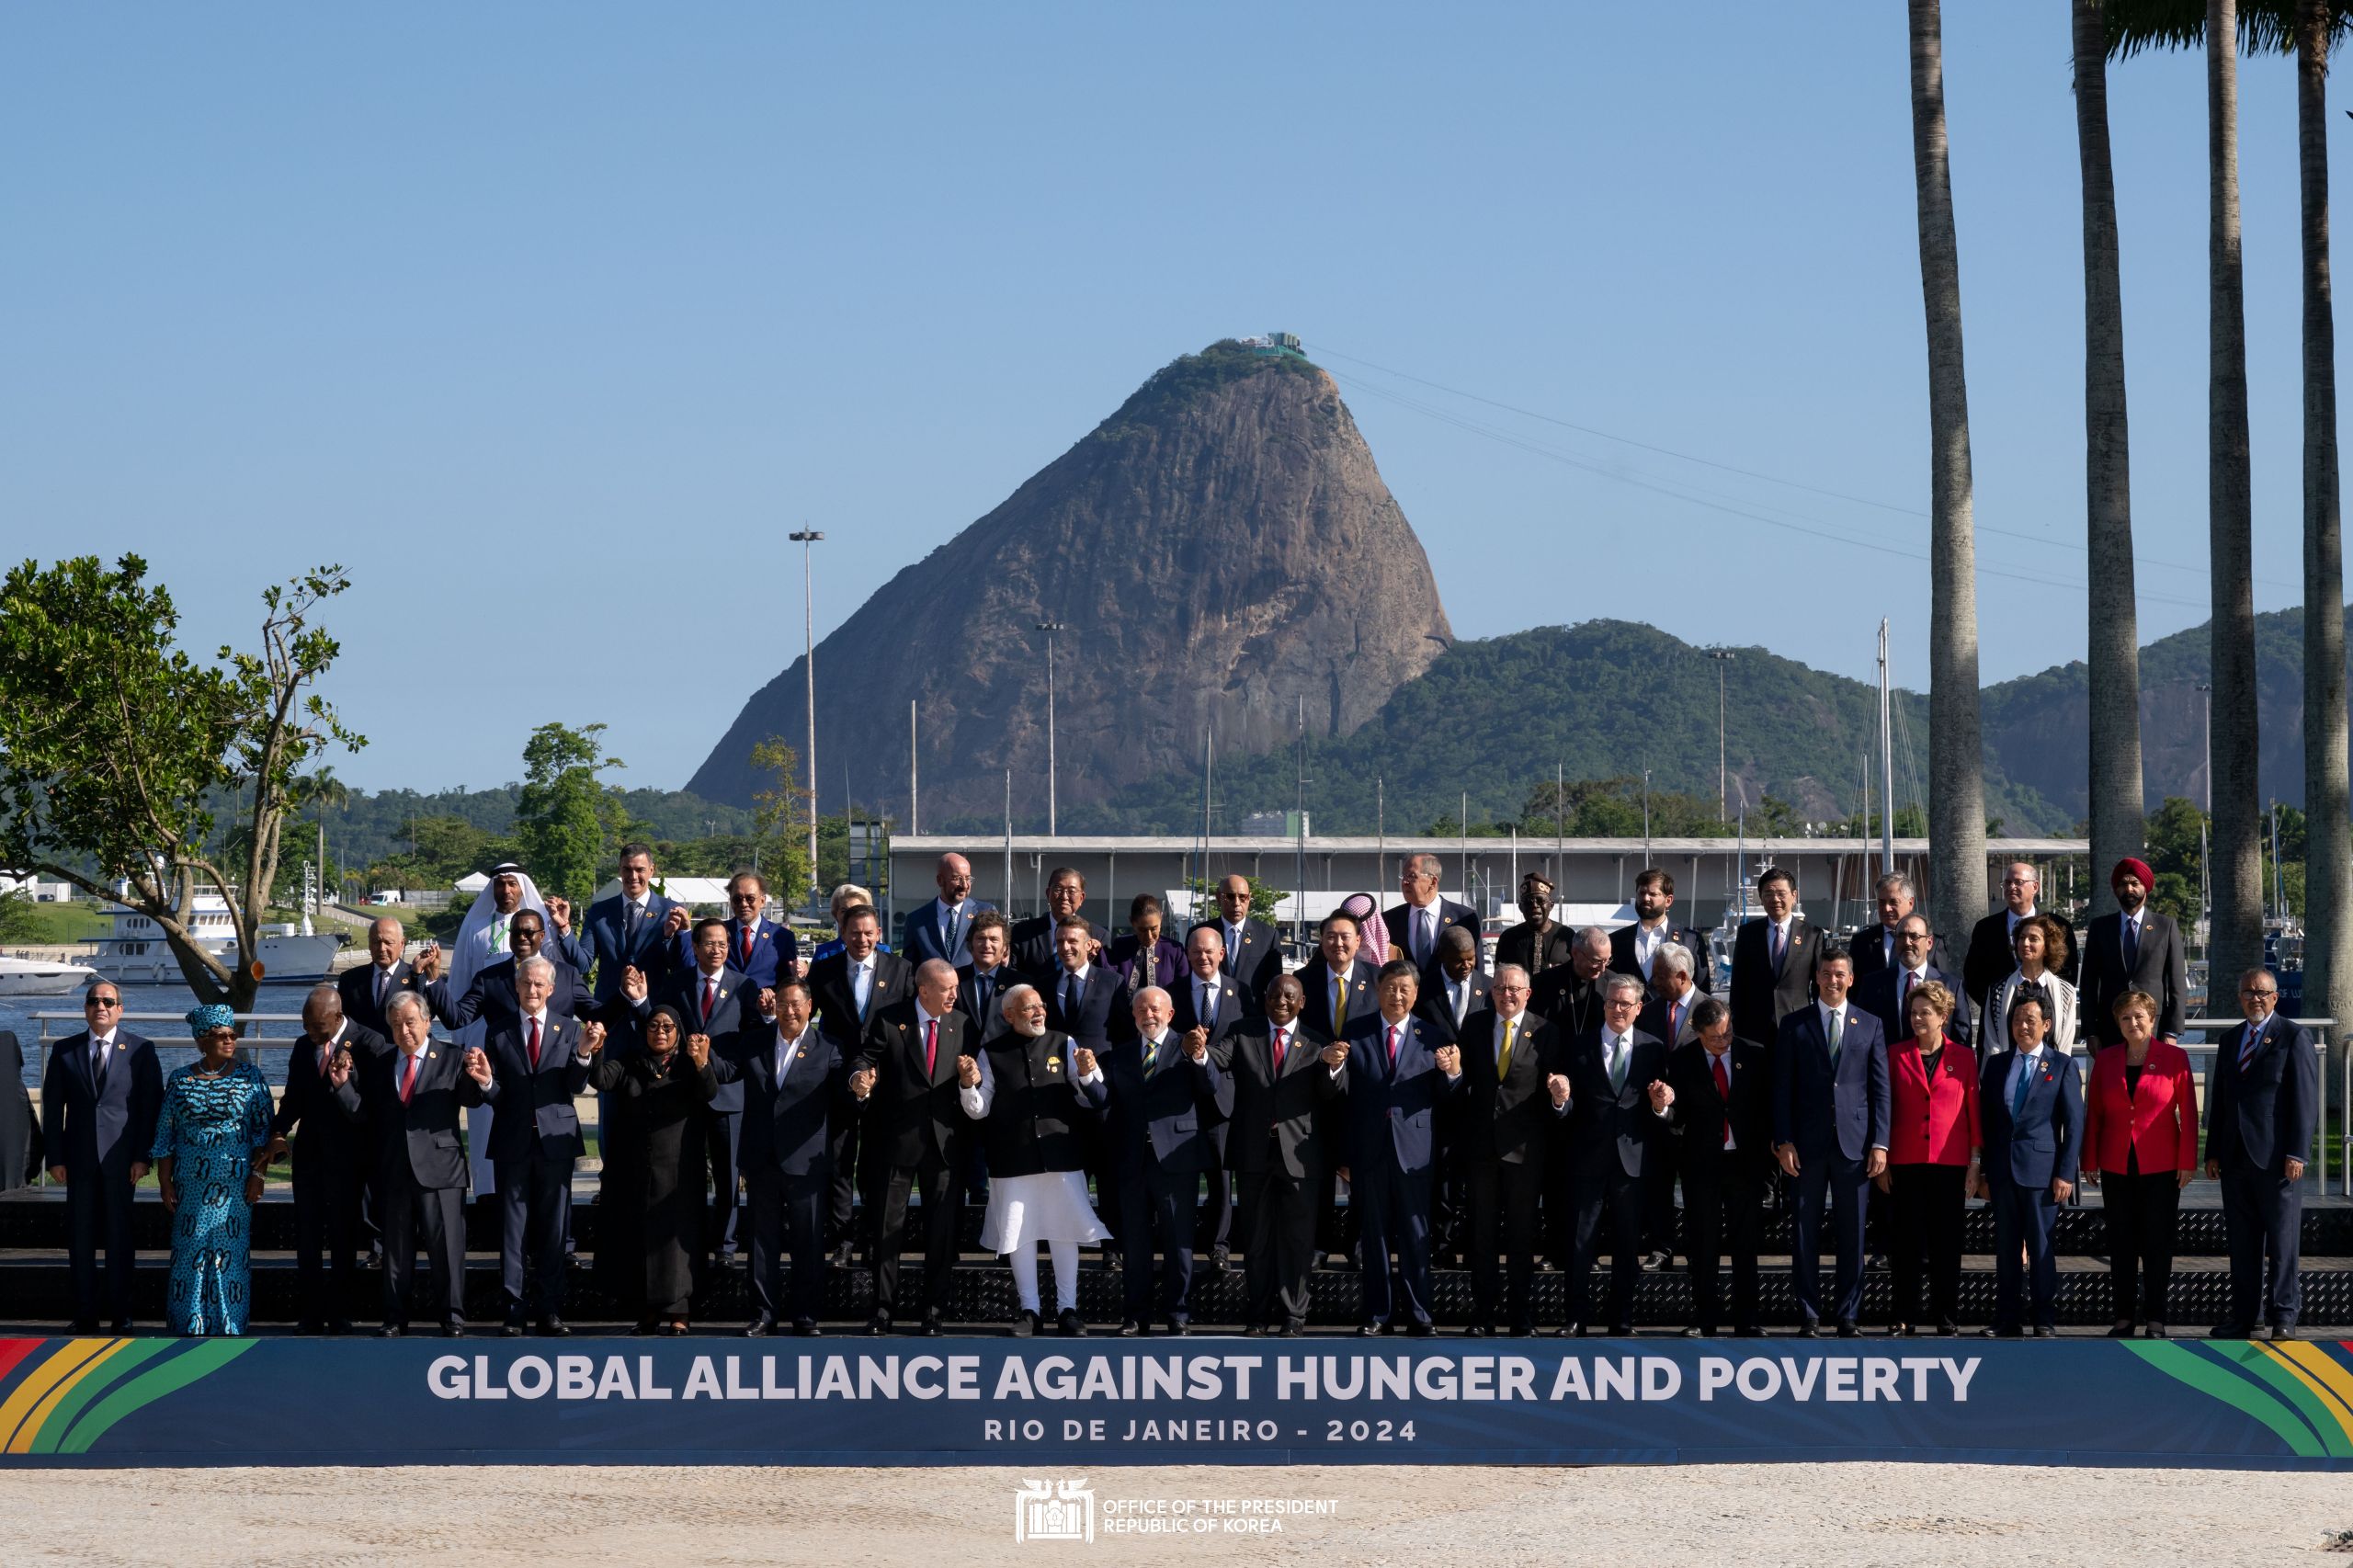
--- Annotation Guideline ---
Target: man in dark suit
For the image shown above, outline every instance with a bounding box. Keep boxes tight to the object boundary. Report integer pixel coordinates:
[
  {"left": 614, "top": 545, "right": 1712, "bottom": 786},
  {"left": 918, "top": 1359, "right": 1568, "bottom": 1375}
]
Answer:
[
  {"left": 1977, "top": 992, "right": 2084, "bottom": 1336},
  {"left": 1855, "top": 914, "right": 1972, "bottom": 1046},
  {"left": 635, "top": 917, "right": 756, "bottom": 1269},
  {"left": 1558, "top": 972, "right": 1673, "bottom": 1335},
  {"left": 1103, "top": 986, "right": 1233, "bottom": 1335},
  {"left": 574, "top": 842, "right": 686, "bottom": 1010},
  {"left": 1197, "top": 872, "right": 1283, "bottom": 1015},
  {"left": 1771, "top": 947, "right": 1888, "bottom": 1335},
  {"left": 903, "top": 852, "right": 993, "bottom": 968},
  {"left": 1730, "top": 867, "right": 1823, "bottom": 1046},
  {"left": 1341, "top": 960, "right": 1464, "bottom": 1334},
  {"left": 1173, "top": 926, "right": 1248, "bottom": 1271},
  {"left": 1531, "top": 925, "right": 1614, "bottom": 1040},
  {"left": 474, "top": 957, "right": 600, "bottom": 1335},
  {"left": 40, "top": 983, "right": 162, "bottom": 1333},
  {"left": 340, "top": 915, "right": 425, "bottom": 1037},
  {"left": 1221, "top": 975, "right": 1347, "bottom": 1335},
  {"left": 1667, "top": 998, "right": 1772, "bottom": 1336},
  {"left": 713, "top": 979, "right": 846, "bottom": 1335},
  {"left": 1011, "top": 866, "right": 1106, "bottom": 979},
  {"left": 2077, "top": 857, "right": 2189, "bottom": 1047},
  {"left": 1610, "top": 867, "right": 1712, "bottom": 997},
  {"left": 808, "top": 903, "right": 912, "bottom": 1264},
  {"left": 1963, "top": 860, "right": 2080, "bottom": 1008},
  {"left": 850, "top": 959, "right": 972, "bottom": 1334},
  {"left": 417, "top": 908, "right": 586, "bottom": 1033},
  {"left": 1454, "top": 964, "right": 1562, "bottom": 1335},
  {"left": 1495, "top": 871, "right": 1578, "bottom": 978},
  {"left": 2205, "top": 968, "right": 2320, "bottom": 1338},
  {"left": 1417, "top": 926, "right": 1494, "bottom": 1045},
  {"left": 1848, "top": 872, "right": 1952, "bottom": 987},
  {"left": 676, "top": 870, "right": 795, "bottom": 992},
  {"left": 1040, "top": 916, "right": 1122, "bottom": 1054},
  {"left": 954, "top": 910, "right": 1022, "bottom": 1045},
  {"left": 325, "top": 990, "right": 486, "bottom": 1335},
  {"left": 1632, "top": 940, "right": 1708, "bottom": 1269},
  {"left": 265, "top": 985, "right": 390, "bottom": 1334},
  {"left": 1298, "top": 909, "right": 1377, "bottom": 1040},
  {"left": 1386, "top": 853, "right": 1482, "bottom": 982}
]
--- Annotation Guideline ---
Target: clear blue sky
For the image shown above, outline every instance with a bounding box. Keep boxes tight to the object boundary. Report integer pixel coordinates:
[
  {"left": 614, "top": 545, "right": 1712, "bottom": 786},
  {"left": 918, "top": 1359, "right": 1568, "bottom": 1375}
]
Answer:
[{"left": 0, "top": 3, "right": 2332, "bottom": 794}]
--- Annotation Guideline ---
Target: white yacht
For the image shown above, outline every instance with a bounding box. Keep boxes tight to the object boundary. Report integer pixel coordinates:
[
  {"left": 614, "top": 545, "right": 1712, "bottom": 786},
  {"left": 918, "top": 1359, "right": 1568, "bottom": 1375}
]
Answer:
[
  {"left": 81, "top": 892, "right": 343, "bottom": 986},
  {"left": 0, "top": 953, "right": 97, "bottom": 996}
]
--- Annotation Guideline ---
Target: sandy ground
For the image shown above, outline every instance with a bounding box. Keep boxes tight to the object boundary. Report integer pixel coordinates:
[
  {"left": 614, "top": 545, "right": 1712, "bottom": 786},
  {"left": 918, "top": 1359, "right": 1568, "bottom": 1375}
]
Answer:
[{"left": 2, "top": 1462, "right": 2348, "bottom": 1566}]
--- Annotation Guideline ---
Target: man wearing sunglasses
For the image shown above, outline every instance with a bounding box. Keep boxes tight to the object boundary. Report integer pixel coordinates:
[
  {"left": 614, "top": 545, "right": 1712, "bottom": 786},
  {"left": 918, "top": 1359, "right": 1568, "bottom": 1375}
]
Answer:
[{"left": 41, "top": 984, "right": 164, "bottom": 1333}]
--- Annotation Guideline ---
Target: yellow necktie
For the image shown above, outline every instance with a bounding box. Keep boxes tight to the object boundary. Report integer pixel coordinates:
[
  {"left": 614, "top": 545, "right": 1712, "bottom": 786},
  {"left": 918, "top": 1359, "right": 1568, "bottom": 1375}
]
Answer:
[{"left": 1496, "top": 1018, "right": 1515, "bottom": 1081}]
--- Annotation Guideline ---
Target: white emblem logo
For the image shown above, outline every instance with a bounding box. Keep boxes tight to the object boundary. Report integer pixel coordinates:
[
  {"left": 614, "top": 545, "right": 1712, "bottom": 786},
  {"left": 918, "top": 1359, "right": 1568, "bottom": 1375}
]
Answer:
[{"left": 1014, "top": 1477, "right": 1094, "bottom": 1543}]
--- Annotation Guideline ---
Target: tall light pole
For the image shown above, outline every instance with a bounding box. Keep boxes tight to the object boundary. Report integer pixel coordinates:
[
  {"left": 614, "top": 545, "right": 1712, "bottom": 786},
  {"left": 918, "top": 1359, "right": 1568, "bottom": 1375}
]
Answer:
[
  {"left": 1706, "top": 649, "right": 1736, "bottom": 822},
  {"left": 2195, "top": 682, "right": 2213, "bottom": 814},
  {"left": 790, "top": 528, "right": 824, "bottom": 900},
  {"left": 1036, "top": 621, "right": 1064, "bottom": 835}
]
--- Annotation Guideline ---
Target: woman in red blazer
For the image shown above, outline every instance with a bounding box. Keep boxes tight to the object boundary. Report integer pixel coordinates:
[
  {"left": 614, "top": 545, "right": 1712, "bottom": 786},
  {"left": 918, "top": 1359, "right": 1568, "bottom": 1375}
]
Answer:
[
  {"left": 2082, "top": 987, "right": 2199, "bottom": 1338},
  {"left": 1875, "top": 981, "right": 1981, "bottom": 1336}
]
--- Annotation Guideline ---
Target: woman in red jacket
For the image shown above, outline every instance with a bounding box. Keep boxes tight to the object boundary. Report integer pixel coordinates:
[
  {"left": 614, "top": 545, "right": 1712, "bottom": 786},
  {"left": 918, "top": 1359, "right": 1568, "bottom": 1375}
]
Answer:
[
  {"left": 2082, "top": 987, "right": 2199, "bottom": 1338},
  {"left": 1875, "top": 981, "right": 1981, "bottom": 1336}
]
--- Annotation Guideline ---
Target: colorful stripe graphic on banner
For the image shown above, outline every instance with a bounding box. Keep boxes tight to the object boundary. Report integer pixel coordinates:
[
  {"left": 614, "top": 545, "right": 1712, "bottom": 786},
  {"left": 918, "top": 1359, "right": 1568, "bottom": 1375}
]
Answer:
[
  {"left": 0, "top": 1338, "right": 257, "bottom": 1456},
  {"left": 2125, "top": 1340, "right": 2353, "bottom": 1460}
]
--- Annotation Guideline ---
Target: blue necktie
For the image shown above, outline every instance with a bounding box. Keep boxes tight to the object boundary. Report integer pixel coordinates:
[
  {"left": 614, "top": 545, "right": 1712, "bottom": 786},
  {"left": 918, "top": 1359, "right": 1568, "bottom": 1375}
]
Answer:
[
  {"left": 2122, "top": 917, "right": 2140, "bottom": 971},
  {"left": 2011, "top": 1054, "right": 2035, "bottom": 1119}
]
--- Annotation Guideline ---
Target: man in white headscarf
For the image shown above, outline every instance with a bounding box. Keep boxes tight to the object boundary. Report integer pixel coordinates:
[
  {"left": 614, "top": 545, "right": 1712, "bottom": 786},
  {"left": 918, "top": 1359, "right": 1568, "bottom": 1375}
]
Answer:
[{"left": 432, "top": 863, "right": 549, "bottom": 1199}]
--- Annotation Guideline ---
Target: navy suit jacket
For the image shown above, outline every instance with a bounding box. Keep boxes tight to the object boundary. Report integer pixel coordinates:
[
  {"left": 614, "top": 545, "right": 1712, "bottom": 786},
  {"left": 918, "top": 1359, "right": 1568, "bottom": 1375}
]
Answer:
[
  {"left": 329, "top": 1041, "right": 483, "bottom": 1190},
  {"left": 423, "top": 954, "right": 587, "bottom": 1035},
  {"left": 2206, "top": 1014, "right": 2319, "bottom": 1175},
  {"left": 1560, "top": 1028, "right": 1673, "bottom": 1178},
  {"left": 1339, "top": 1012, "right": 1462, "bottom": 1175},
  {"left": 476, "top": 1012, "right": 594, "bottom": 1161},
  {"left": 273, "top": 1022, "right": 391, "bottom": 1182},
  {"left": 1297, "top": 956, "right": 1378, "bottom": 1040},
  {"left": 1102, "top": 1033, "right": 1233, "bottom": 1177},
  {"left": 1978, "top": 1046, "right": 2085, "bottom": 1189},
  {"left": 954, "top": 962, "right": 1022, "bottom": 1045},
  {"left": 807, "top": 949, "right": 914, "bottom": 1051},
  {"left": 1041, "top": 963, "right": 1123, "bottom": 1055},
  {"left": 1771, "top": 1004, "right": 1891, "bottom": 1164},
  {"left": 337, "top": 960, "right": 425, "bottom": 1039},
  {"left": 902, "top": 898, "right": 995, "bottom": 967},
  {"left": 674, "top": 916, "right": 796, "bottom": 992},
  {"left": 641, "top": 964, "right": 756, "bottom": 1111},
  {"left": 1609, "top": 922, "right": 1715, "bottom": 995},
  {"left": 1191, "top": 915, "right": 1285, "bottom": 1013},
  {"left": 1385, "top": 898, "right": 1483, "bottom": 977},
  {"left": 712, "top": 1023, "right": 847, "bottom": 1178},
  {"left": 582, "top": 892, "right": 682, "bottom": 1006},
  {"left": 40, "top": 1029, "right": 164, "bottom": 1180},
  {"left": 1854, "top": 964, "right": 1972, "bottom": 1051}
]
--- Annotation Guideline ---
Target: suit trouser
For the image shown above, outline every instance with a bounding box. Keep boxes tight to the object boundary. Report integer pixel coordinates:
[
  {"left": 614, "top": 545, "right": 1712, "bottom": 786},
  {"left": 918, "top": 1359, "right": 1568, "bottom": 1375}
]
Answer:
[
  {"left": 867, "top": 1159, "right": 959, "bottom": 1318},
  {"left": 701, "top": 1108, "right": 743, "bottom": 1260},
  {"left": 745, "top": 1164, "right": 828, "bottom": 1324},
  {"left": 494, "top": 1153, "right": 574, "bottom": 1317},
  {"left": 1355, "top": 1157, "right": 1435, "bottom": 1327},
  {"left": 1566, "top": 1162, "right": 1645, "bottom": 1328},
  {"left": 1887, "top": 1163, "right": 1966, "bottom": 1326},
  {"left": 66, "top": 1169, "right": 137, "bottom": 1325},
  {"left": 2220, "top": 1163, "right": 2304, "bottom": 1328},
  {"left": 1990, "top": 1176, "right": 2060, "bottom": 1330},
  {"left": 1121, "top": 1161, "right": 1201, "bottom": 1323},
  {"left": 1791, "top": 1153, "right": 1870, "bottom": 1324},
  {"left": 1235, "top": 1165, "right": 1318, "bottom": 1327},
  {"left": 381, "top": 1176, "right": 466, "bottom": 1327},
  {"left": 1464, "top": 1158, "right": 1544, "bottom": 1324},
  {"left": 1681, "top": 1151, "right": 1764, "bottom": 1330},
  {"left": 1641, "top": 1156, "right": 1677, "bottom": 1259},
  {"left": 825, "top": 1095, "right": 863, "bottom": 1248},
  {"left": 2102, "top": 1165, "right": 2181, "bottom": 1324},
  {"left": 1200, "top": 1166, "right": 1234, "bottom": 1253},
  {"left": 291, "top": 1161, "right": 367, "bottom": 1324}
]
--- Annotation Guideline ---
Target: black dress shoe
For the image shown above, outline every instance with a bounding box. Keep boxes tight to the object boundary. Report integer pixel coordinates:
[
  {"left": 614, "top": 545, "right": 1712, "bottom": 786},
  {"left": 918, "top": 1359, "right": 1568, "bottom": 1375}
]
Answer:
[
  {"left": 795, "top": 1320, "right": 823, "bottom": 1337},
  {"left": 1509, "top": 1319, "right": 1536, "bottom": 1339},
  {"left": 1836, "top": 1321, "right": 1861, "bottom": 1339},
  {"left": 2210, "top": 1323, "right": 2251, "bottom": 1340},
  {"left": 1733, "top": 1324, "right": 1766, "bottom": 1338},
  {"left": 1280, "top": 1320, "right": 1305, "bottom": 1338},
  {"left": 866, "top": 1311, "right": 892, "bottom": 1336},
  {"left": 1984, "top": 1324, "right": 2023, "bottom": 1338},
  {"left": 1245, "top": 1323, "right": 1269, "bottom": 1337},
  {"left": 69, "top": 1319, "right": 99, "bottom": 1336},
  {"left": 1556, "top": 1322, "right": 1582, "bottom": 1338},
  {"left": 1058, "top": 1310, "right": 1087, "bottom": 1338},
  {"left": 745, "top": 1317, "right": 776, "bottom": 1338},
  {"left": 1405, "top": 1319, "right": 1435, "bottom": 1337},
  {"left": 1608, "top": 1324, "right": 1634, "bottom": 1337},
  {"left": 1795, "top": 1320, "right": 1820, "bottom": 1338},
  {"left": 1935, "top": 1318, "right": 1959, "bottom": 1337},
  {"left": 1681, "top": 1325, "right": 1708, "bottom": 1338},
  {"left": 2029, "top": 1325, "right": 2054, "bottom": 1338},
  {"left": 440, "top": 1322, "right": 465, "bottom": 1338},
  {"left": 1357, "top": 1321, "right": 1387, "bottom": 1337},
  {"left": 108, "top": 1322, "right": 134, "bottom": 1336},
  {"left": 502, "top": 1320, "right": 526, "bottom": 1338},
  {"left": 329, "top": 1319, "right": 355, "bottom": 1336},
  {"left": 380, "top": 1324, "right": 405, "bottom": 1338},
  {"left": 1211, "top": 1244, "right": 1231, "bottom": 1275},
  {"left": 656, "top": 1322, "right": 682, "bottom": 1337},
  {"left": 540, "top": 1317, "right": 571, "bottom": 1338},
  {"left": 920, "top": 1311, "right": 945, "bottom": 1336},
  {"left": 1467, "top": 1323, "right": 1494, "bottom": 1338},
  {"left": 2106, "top": 1318, "right": 2136, "bottom": 1338},
  {"left": 1166, "top": 1319, "right": 1190, "bottom": 1337},
  {"left": 631, "top": 1322, "right": 657, "bottom": 1337},
  {"left": 1012, "top": 1309, "right": 1039, "bottom": 1338},
  {"left": 1119, "top": 1319, "right": 1146, "bottom": 1337},
  {"left": 2144, "top": 1322, "right": 2169, "bottom": 1339},
  {"left": 832, "top": 1240, "right": 855, "bottom": 1270},
  {"left": 2256, "top": 1324, "right": 2281, "bottom": 1342}
]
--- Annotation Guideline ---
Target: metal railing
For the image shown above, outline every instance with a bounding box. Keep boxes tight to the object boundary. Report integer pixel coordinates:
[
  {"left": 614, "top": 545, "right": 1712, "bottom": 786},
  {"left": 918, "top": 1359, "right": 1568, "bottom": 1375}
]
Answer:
[{"left": 2173, "top": 1017, "right": 2340, "bottom": 1199}]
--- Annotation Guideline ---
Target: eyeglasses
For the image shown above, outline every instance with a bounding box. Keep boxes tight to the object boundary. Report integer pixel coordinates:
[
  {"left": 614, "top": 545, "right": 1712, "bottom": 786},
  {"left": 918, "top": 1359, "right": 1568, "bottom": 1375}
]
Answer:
[
  {"left": 85, "top": 995, "right": 120, "bottom": 1008},
  {"left": 2241, "top": 987, "right": 2279, "bottom": 999}
]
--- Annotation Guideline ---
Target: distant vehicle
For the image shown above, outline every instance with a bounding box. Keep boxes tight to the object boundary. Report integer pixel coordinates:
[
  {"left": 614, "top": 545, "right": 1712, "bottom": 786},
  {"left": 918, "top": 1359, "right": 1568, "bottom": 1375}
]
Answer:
[{"left": 370, "top": 891, "right": 405, "bottom": 905}]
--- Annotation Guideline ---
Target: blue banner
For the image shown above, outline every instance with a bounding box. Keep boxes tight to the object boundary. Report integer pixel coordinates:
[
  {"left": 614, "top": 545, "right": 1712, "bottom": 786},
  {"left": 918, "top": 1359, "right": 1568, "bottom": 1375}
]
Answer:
[{"left": 3, "top": 1335, "right": 2349, "bottom": 1469}]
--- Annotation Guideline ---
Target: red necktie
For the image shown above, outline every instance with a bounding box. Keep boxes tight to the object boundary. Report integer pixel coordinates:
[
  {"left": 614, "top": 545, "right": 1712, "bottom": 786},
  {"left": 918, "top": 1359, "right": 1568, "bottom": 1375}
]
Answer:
[
  {"left": 1272, "top": 1028, "right": 1289, "bottom": 1073},
  {"left": 1902, "top": 971, "right": 1915, "bottom": 1013},
  {"left": 702, "top": 979, "right": 718, "bottom": 1025},
  {"left": 925, "top": 1018, "right": 938, "bottom": 1078},
  {"left": 1668, "top": 1000, "right": 1682, "bottom": 1041},
  {"left": 1711, "top": 1053, "right": 1731, "bottom": 1148},
  {"left": 742, "top": 926, "right": 755, "bottom": 965},
  {"left": 1387, "top": 1023, "right": 1400, "bottom": 1065},
  {"left": 400, "top": 1052, "right": 419, "bottom": 1104},
  {"left": 528, "top": 1017, "right": 542, "bottom": 1071}
]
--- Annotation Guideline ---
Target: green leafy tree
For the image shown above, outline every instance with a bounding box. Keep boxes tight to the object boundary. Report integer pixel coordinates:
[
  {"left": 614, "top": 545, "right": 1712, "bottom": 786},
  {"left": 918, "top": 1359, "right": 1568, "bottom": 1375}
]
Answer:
[
  {"left": 747, "top": 736, "right": 815, "bottom": 899},
  {"left": 0, "top": 889, "right": 42, "bottom": 943},
  {"left": 1184, "top": 874, "right": 1285, "bottom": 924},
  {"left": 0, "top": 555, "right": 361, "bottom": 1008},
  {"left": 515, "top": 722, "right": 624, "bottom": 910}
]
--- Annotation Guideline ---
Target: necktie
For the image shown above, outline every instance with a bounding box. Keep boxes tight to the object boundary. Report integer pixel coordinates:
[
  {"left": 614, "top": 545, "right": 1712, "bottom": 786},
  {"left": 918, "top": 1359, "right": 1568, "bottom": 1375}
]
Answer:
[
  {"left": 1496, "top": 1018, "right": 1516, "bottom": 1081},
  {"left": 1386, "top": 1023, "right": 1401, "bottom": 1066},
  {"left": 1825, "top": 1008, "right": 1843, "bottom": 1066},
  {"left": 528, "top": 1017, "right": 542, "bottom": 1070},
  {"left": 1712, "top": 1053, "right": 1732, "bottom": 1147},
  {"left": 742, "top": 926, "right": 755, "bottom": 966},
  {"left": 624, "top": 903, "right": 641, "bottom": 947},
  {"left": 975, "top": 974, "right": 993, "bottom": 1023},
  {"left": 1418, "top": 908, "right": 1434, "bottom": 966},
  {"left": 1608, "top": 1036, "right": 1626, "bottom": 1093},
  {"left": 943, "top": 906, "right": 960, "bottom": 955},
  {"left": 1453, "top": 981, "right": 1468, "bottom": 1025},
  {"left": 1334, "top": 975, "right": 1350, "bottom": 1032},
  {"left": 320, "top": 1038, "right": 336, "bottom": 1076},
  {"left": 2122, "top": 916, "right": 2140, "bottom": 971},
  {"left": 376, "top": 967, "right": 391, "bottom": 1006},
  {"left": 2011, "top": 1054, "right": 2036, "bottom": 1119},
  {"left": 1225, "top": 925, "right": 1241, "bottom": 975},
  {"left": 400, "top": 1052, "right": 419, "bottom": 1104},
  {"left": 1272, "top": 1027, "right": 1289, "bottom": 1074},
  {"left": 925, "top": 1018, "right": 938, "bottom": 1078},
  {"left": 702, "top": 978, "right": 718, "bottom": 1026},
  {"left": 1769, "top": 924, "right": 1784, "bottom": 974},
  {"left": 1062, "top": 973, "right": 1077, "bottom": 1021},
  {"left": 1143, "top": 1035, "right": 1159, "bottom": 1074},
  {"left": 91, "top": 1038, "right": 108, "bottom": 1087},
  {"left": 856, "top": 962, "right": 873, "bottom": 1019},
  {"left": 1667, "top": 999, "right": 1683, "bottom": 1042},
  {"left": 1902, "top": 971, "right": 1915, "bottom": 1014},
  {"left": 2238, "top": 1021, "right": 2263, "bottom": 1068},
  {"left": 1199, "top": 982, "right": 1213, "bottom": 1027}
]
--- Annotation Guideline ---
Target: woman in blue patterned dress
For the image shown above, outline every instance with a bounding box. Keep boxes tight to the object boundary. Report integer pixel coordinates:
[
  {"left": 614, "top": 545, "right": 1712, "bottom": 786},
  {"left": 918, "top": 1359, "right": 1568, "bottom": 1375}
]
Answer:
[{"left": 149, "top": 1004, "right": 273, "bottom": 1335}]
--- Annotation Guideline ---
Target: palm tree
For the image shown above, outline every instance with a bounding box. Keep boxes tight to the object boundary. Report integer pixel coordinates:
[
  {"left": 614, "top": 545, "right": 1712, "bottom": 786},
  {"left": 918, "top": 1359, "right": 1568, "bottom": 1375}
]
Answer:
[
  {"left": 1907, "top": 1, "right": 1991, "bottom": 960},
  {"left": 2110, "top": 0, "right": 2262, "bottom": 991},
  {"left": 2075, "top": 0, "right": 2145, "bottom": 924}
]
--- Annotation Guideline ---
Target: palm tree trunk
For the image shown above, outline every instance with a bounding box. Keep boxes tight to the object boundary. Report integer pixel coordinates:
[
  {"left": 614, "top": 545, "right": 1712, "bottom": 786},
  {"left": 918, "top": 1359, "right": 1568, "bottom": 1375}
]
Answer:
[
  {"left": 2208, "top": 0, "right": 2264, "bottom": 1000},
  {"left": 2297, "top": 0, "right": 2352, "bottom": 1051},
  {"left": 2075, "top": 0, "right": 2143, "bottom": 923},
  {"left": 1908, "top": 0, "right": 1991, "bottom": 963}
]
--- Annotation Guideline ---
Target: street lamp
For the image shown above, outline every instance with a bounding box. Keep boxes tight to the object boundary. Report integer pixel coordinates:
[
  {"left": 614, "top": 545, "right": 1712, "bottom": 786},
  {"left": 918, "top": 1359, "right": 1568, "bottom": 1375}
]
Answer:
[
  {"left": 790, "top": 528, "right": 825, "bottom": 901},
  {"left": 2195, "top": 682, "right": 2213, "bottom": 814},
  {"left": 1036, "top": 621, "right": 1065, "bottom": 835},
  {"left": 1706, "top": 649, "right": 1736, "bottom": 823}
]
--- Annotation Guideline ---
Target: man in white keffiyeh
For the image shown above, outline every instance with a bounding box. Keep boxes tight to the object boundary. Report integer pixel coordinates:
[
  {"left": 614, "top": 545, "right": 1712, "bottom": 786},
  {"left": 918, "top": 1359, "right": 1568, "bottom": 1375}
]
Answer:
[{"left": 436, "top": 863, "right": 548, "bottom": 1198}]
